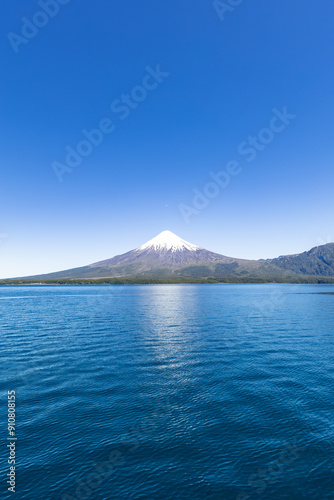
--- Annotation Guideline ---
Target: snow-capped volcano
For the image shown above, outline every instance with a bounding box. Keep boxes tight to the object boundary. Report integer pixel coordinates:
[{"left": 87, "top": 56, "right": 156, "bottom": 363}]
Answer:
[
  {"left": 24, "top": 230, "right": 237, "bottom": 279},
  {"left": 138, "top": 230, "right": 201, "bottom": 252},
  {"left": 10, "top": 229, "right": 334, "bottom": 282}
]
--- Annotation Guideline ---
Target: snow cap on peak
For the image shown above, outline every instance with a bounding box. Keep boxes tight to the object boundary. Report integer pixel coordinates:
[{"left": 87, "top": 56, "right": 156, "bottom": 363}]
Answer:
[{"left": 138, "top": 230, "right": 200, "bottom": 252}]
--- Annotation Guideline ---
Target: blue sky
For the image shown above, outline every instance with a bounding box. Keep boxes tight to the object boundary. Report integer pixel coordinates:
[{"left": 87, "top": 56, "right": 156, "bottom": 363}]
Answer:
[{"left": 1, "top": 0, "right": 334, "bottom": 278}]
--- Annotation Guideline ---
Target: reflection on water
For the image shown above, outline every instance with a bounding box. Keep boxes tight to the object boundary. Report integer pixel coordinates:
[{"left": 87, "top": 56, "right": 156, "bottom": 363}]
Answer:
[{"left": 1, "top": 284, "right": 334, "bottom": 499}]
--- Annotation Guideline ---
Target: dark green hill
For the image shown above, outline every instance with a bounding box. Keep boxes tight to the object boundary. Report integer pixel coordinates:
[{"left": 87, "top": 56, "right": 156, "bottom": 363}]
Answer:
[{"left": 270, "top": 243, "right": 334, "bottom": 276}]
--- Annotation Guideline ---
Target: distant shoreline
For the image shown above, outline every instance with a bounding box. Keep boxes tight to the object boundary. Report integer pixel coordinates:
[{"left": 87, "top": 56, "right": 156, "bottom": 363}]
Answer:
[{"left": 1, "top": 278, "right": 334, "bottom": 286}]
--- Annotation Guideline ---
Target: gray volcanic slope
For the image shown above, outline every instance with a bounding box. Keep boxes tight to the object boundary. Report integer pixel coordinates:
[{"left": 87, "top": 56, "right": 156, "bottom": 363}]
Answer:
[{"left": 14, "top": 231, "right": 334, "bottom": 281}]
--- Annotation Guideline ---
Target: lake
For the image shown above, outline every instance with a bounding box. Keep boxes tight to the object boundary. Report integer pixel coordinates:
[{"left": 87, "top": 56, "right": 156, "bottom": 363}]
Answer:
[{"left": 1, "top": 284, "right": 334, "bottom": 499}]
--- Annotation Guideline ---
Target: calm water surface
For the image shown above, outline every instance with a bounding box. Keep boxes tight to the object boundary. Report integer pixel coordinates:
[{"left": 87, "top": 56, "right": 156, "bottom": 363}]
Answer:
[{"left": 1, "top": 284, "right": 334, "bottom": 499}]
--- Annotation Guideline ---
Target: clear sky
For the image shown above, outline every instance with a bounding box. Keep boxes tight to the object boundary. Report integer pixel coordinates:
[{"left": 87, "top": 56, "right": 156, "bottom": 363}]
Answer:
[{"left": 1, "top": 0, "right": 334, "bottom": 278}]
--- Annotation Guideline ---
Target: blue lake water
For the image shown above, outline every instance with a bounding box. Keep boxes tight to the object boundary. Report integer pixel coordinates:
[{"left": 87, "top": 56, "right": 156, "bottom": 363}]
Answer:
[{"left": 1, "top": 284, "right": 334, "bottom": 499}]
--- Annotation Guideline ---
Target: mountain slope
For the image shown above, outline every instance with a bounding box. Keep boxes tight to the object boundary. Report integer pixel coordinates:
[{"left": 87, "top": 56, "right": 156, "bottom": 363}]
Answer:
[
  {"left": 270, "top": 243, "right": 334, "bottom": 276},
  {"left": 24, "top": 231, "right": 241, "bottom": 279},
  {"left": 8, "top": 231, "right": 334, "bottom": 282}
]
